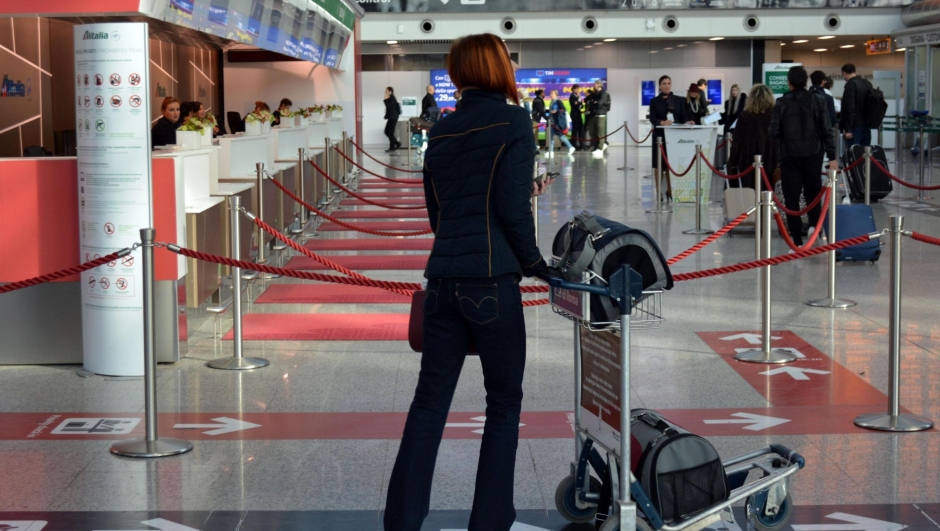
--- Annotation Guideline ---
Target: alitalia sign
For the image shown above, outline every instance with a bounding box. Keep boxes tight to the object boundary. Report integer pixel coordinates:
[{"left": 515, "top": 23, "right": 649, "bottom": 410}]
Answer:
[{"left": 83, "top": 31, "right": 108, "bottom": 40}]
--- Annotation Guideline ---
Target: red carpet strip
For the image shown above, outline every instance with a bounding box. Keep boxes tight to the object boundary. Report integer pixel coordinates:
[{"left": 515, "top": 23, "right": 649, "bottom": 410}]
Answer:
[
  {"left": 222, "top": 313, "right": 409, "bottom": 341},
  {"left": 329, "top": 210, "right": 428, "bottom": 219},
  {"left": 254, "top": 284, "right": 411, "bottom": 304},
  {"left": 353, "top": 192, "right": 426, "bottom": 198},
  {"left": 317, "top": 221, "right": 431, "bottom": 231},
  {"left": 341, "top": 198, "right": 427, "bottom": 207},
  {"left": 285, "top": 254, "right": 428, "bottom": 270},
  {"left": 357, "top": 183, "right": 423, "bottom": 190},
  {"left": 304, "top": 238, "right": 434, "bottom": 251}
]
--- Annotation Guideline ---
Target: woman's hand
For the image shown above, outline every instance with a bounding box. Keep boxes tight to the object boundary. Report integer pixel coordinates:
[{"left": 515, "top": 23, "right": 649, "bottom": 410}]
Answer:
[
  {"left": 685, "top": 121, "right": 695, "bottom": 125},
  {"left": 661, "top": 120, "right": 673, "bottom": 126},
  {"left": 532, "top": 175, "right": 555, "bottom": 197}
]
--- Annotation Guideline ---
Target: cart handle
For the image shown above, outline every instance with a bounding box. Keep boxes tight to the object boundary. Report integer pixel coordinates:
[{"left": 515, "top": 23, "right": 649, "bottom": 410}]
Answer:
[
  {"left": 770, "top": 444, "right": 805, "bottom": 469},
  {"left": 543, "top": 276, "right": 611, "bottom": 297}
]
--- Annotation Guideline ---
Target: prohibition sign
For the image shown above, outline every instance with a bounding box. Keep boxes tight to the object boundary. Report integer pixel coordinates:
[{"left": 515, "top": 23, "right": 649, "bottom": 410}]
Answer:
[
  {"left": 116, "top": 278, "right": 128, "bottom": 290},
  {"left": 128, "top": 73, "right": 141, "bottom": 86},
  {"left": 121, "top": 255, "right": 135, "bottom": 267},
  {"left": 110, "top": 95, "right": 122, "bottom": 108},
  {"left": 103, "top": 222, "right": 115, "bottom": 235},
  {"left": 88, "top": 277, "right": 96, "bottom": 289},
  {"left": 110, "top": 73, "right": 121, "bottom": 86},
  {"left": 100, "top": 278, "right": 110, "bottom": 290},
  {"left": 129, "top": 95, "right": 142, "bottom": 108}
]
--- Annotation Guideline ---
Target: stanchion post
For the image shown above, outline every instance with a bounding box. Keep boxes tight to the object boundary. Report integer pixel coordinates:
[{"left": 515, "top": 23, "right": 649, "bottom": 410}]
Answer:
[
  {"left": 255, "top": 163, "right": 267, "bottom": 265},
  {"left": 297, "top": 148, "right": 307, "bottom": 225},
  {"left": 547, "top": 119, "right": 555, "bottom": 173},
  {"left": 895, "top": 116, "right": 901, "bottom": 174},
  {"left": 735, "top": 191, "right": 798, "bottom": 365},
  {"left": 725, "top": 134, "right": 732, "bottom": 170},
  {"left": 645, "top": 137, "right": 672, "bottom": 214},
  {"left": 111, "top": 229, "right": 193, "bottom": 458},
  {"left": 623, "top": 121, "right": 628, "bottom": 171},
  {"left": 864, "top": 145, "right": 872, "bottom": 206},
  {"left": 807, "top": 171, "right": 856, "bottom": 309},
  {"left": 341, "top": 131, "right": 349, "bottom": 184},
  {"left": 855, "top": 215, "right": 934, "bottom": 432},
  {"left": 918, "top": 125, "right": 926, "bottom": 201},
  {"left": 324, "top": 137, "right": 333, "bottom": 203},
  {"left": 208, "top": 196, "right": 270, "bottom": 371},
  {"left": 753, "top": 155, "right": 763, "bottom": 261},
  {"left": 532, "top": 194, "right": 539, "bottom": 248},
  {"left": 683, "top": 145, "right": 713, "bottom": 235}
]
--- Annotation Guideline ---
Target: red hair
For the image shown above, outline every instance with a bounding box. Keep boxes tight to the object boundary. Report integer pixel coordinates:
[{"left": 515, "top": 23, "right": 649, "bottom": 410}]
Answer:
[
  {"left": 161, "top": 97, "right": 180, "bottom": 111},
  {"left": 447, "top": 34, "right": 518, "bottom": 105}
]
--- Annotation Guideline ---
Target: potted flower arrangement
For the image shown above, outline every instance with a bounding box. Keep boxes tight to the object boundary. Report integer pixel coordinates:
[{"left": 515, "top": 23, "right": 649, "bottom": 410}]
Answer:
[
  {"left": 176, "top": 116, "right": 207, "bottom": 149},
  {"left": 200, "top": 112, "right": 218, "bottom": 146},
  {"left": 292, "top": 110, "right": 304, "bottom": 128},
  {"left": 244, "top": 112, "right": 264, "bottom": 136},
  {"left": 305, "top": 105, "right": 323, "bottom": 124},
  {"left": 329, "top": 104, "right": 343, "bottom": 120},
  {"left": 259, "top": 110, "right": 273, "bottom": 134}
]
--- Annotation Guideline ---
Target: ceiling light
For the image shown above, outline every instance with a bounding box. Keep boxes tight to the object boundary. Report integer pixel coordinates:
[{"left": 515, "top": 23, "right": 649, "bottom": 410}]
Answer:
[
  {"left": 709, "top": 37, "right": 724, "bottom": 41},
  {"left": 386, "top": 40, "right": 398, "bottom": 45},
  {"left": 650, "top": 50, "right": 658, "bottom": 54},
  {"left": 781, "top": 42, "right": 786, "bottom": 46},
  {"left": 793, "top": 39, "right": 808, "bottom": 44},
  {"left": 604, "top": 38, "right": 616, "bottom": 42},
  {"left": 664, "top": 47, "right": 674, "bottom": 50},
  {"left": 897, "top": 47, "right": 906, "bottom": 52},
  {"left": 814, "top": 48, "right": 827, "bottom": 52},
  {"left": 677, "top": 44, "right": 687, "bottom": 47},
  {"left": 576, "top": 48, "right": 584, "bottom": 51},
  {"left": 840, "top": 44, "right": 855, "bottom": 48},
  {"left": 594, "top": 42, "right": 603, "bottom": 45},
  {"left": 818, "top": 35, "right": 835, "bottom": 39}
]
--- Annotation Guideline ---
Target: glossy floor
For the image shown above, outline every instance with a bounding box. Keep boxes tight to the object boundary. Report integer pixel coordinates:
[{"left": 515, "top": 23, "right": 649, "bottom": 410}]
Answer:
[{"left": 2, "top": 145, "right": 940, "bottom": 531}]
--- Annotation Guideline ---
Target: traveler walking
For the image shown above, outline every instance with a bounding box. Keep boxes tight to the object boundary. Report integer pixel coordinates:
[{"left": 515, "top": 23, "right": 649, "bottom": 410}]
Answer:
[
  {"left": 548, "top": 89, "right": 576, "bottom": 155},
  {"left": 531, "top": 89, "right": 546, "bottom": 151},
  {"left": 810, "top": 70, "right": 837, "bottom": 135},
  {"left": 569, "top": 84, "right": 585, "bottom": 151},
  {"left": 585, "top": 79, "right": 610, "bottom": 154},
  {"left": 728, "top": 84, "right": 776, "bottom": 190},
  {"left": 384, "top": 32, "right": 553, "bottom": 531},
  {"left": 839, "top": 63, "right": 872, "bottom": 148},
  {"left": 649, "top": 75, "right": 692, "bottom": 201},
  {"left": 384, "top": 86, "right": 401, "bottom": 152},
  {"left": 769, "top": 66, "right": 838, "bottom": 247},
  {"left": 685, "top": 83, "right": 709, "bottom": 125},
  {"left": 722, "top": 84, "right": 746, "bottom": 135}
]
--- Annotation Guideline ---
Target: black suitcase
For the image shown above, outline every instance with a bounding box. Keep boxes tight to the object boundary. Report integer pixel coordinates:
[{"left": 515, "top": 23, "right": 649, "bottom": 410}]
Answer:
[{"left": 841, "top": 144, "right": 892, "bottom": 203}]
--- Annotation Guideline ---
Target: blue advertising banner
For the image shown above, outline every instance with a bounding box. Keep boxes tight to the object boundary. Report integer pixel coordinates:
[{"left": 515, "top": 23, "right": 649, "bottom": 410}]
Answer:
[
  {"left": 323, "top": 48, "right": 339, "bottom": 68},
  {"left": 641, "top": 80, "right": 656, "bottom": 106},
  {"left": 707, "top": 80, "right": 723, "bottom": 106},
  {"left": 515, "top": 68, "right": 607, "bottom": 98},
  {"left": 430, "top": 69, "right": 458, "bottom": 111}
]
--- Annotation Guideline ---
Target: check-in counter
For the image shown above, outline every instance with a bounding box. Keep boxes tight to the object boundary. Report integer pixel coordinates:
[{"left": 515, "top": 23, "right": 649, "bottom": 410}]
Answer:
[
  {"left": 308, "top": 121, "right": 329, "bottom": 149},
  {"left": 218, "top": 134, "right": 283, "bottom": 256},
  {"left": 328, "top": 117, "right": 343, "bottom": 140}
]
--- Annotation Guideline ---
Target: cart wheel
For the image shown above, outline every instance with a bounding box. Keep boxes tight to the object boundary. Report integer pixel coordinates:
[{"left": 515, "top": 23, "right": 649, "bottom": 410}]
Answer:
[
  {"left": 746, "top": 493, "right": 794, "bottom": 531},
  {"left": 597, "top": 515, "right": 655, "bottom": 531},
  {"left": 554, "top": 474, "right": 602, "bottom": 524}
]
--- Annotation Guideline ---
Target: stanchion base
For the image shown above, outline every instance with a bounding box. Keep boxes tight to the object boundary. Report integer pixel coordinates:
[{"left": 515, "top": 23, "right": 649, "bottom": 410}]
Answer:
[
  {"left": 854, "top": 412, "right": 934, "bottom": 432},
  {"left": 806, "top": 298, "right": 857, "bottom": 308},
  {"left": 110, "top": 437, "right": 193, "bottom": 458},
  {"left": 206, "top": 357, "right": 271, "bottom": 370},
  {"left": 735, "top": 348, "right": 799, "bottom": 364},
  {"left": 645, "top": 208, "right": 673, "bottom": 214},
  {"left": 682, "top": 229, "right": 715, "bottom": 235}
]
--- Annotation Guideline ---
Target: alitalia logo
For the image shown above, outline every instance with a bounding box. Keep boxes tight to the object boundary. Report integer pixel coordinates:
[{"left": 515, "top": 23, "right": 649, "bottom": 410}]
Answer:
[{"left": 83, "top": 31, "right": 108, "bottom": 40}]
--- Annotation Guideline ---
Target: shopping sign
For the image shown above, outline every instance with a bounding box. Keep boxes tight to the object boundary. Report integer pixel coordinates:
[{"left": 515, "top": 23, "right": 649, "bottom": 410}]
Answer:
[
  {"left": 763, "top": 63, "right": 801, "bottom": 98},
  {"left": 867, "top": 38, "right": 892, "bottom": 55}
]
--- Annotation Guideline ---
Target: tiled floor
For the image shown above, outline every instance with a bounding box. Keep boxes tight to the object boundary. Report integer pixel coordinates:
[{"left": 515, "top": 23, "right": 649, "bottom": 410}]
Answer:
[{"left": 2, "top": 145, "right": 940, "bottom": 530}]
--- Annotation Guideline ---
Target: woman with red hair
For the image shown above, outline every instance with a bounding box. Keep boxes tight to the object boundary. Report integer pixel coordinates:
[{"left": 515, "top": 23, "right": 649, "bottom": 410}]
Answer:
[{"left": 384, "top": 33, "right": 552, "bottom": 531}]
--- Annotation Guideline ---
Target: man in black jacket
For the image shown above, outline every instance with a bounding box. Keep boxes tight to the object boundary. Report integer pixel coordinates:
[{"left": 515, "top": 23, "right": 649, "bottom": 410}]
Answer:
[
  {"left": 810, "top": 70, "right": 837, "bottom": 130},
  {"left": 769, "top": 66, "right": 838, "bottom": 247},
  {"left": 569, "top": 84, "right": 584, "bottom": 151},
  {"left": 421, "top": 85, "right": 436, "bottom": 118},
  {"left": 585, "top": 79, "right": 611, "bottom": 154},
  {"left": 839, "top": 63, "right": 871, "bottom": 149}
]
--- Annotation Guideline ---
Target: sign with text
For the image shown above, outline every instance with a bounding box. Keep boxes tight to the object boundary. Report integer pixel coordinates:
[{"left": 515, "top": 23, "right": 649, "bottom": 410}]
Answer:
[
  {"left": 579, "top": 328, "right": 623, "bottom": 455},
  {"left": 430, "top": 69, "right": 457, "bottom": 111},
  {"left": 867, "top": 38, "right": 892, "bottom": 55},
  {"left": 355, "top": 0, "right": 912, "bottom": 12},
  {"left": 763, "top": 62, "right": 801, "bottom": 98},
  {"left": 662, "top": 125, "right": 717, "bottom": 203},
  {"left": 74, "top": 23, "right": 152, "bottom": 376},
  {"left": 515, "top": 68, "right": 607, "bottom": 99}
]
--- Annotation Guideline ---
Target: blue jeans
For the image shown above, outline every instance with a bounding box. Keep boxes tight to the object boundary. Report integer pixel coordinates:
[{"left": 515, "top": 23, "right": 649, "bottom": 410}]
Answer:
[
  {"left": 551, "top": 128, "right": 574, "bottom": 150},
  {"left": 384, "top": 274, "right": 526, "bottom": 531},
  {"left": 847, "top": 125, "right": 871, "bottom": 151}
]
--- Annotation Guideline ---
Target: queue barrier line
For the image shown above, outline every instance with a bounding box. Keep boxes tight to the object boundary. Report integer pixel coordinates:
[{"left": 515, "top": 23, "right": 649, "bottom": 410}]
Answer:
[
  {"left": 658, "top": 144, "right": 696, "bottom": 177},
  {"left": 311, "top": 160, "right": 426, "bottom": 210},
  {"left": 348, "top": 137, "right": 423, "bottom": 174},
  {"left": 666, "top": 209, "right": 755, "bottom": 266},
  {"left": 547, "top": 122, "right": 626, "bottom": 143},
  {"left": 625, "top": 124, "right": 653, "bottom": 145},
  {"left": 334, "top": 146, "right": 424, "bottom": 184},
  {"left": 699, "top": 155, "right": 754, "bottom": 180},
  {"left": 871, "top": 158, "right": 940, "bottom": 191},
  {"left": 772, "top": 189, "right": 832, "bottom": 253},
  {"left": 759, "top": 168, "right": 831, "bottom": 218},
  {"left": 0, "top": 249, "right": 130, "bottom": 294}
]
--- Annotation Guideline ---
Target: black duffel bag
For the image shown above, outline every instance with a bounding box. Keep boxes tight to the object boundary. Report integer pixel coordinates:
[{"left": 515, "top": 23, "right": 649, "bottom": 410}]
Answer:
[
  {"left": 552, "top": 211, "right": 673, "bottom": 323},
  {"left": 630, "top": 409, "right": 729, "bottom": 524}
]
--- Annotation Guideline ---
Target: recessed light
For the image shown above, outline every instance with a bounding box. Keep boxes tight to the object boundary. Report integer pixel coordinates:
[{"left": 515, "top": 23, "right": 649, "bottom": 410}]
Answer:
[
  {"left": 664, "top": 47, "right": 674, "bottom": 50},
  {"left": 386, "top": 40, "right": 398, "bottom": 45},
  {"left": 793, "top": 39, "right": 808, "bottom": 44},
  {"left": 594, "top": 42, "right": 603, "bottom": 45},
  {"left": 818, "top": 35, "right": 835, "bottom": 39},
  {"left": 693, "top": 41, "right": 704, "bottom": 44},
  {"left": 604, "top": 38, "right": 616, "bottom": 42},
  {"left": 840, "top": 44, "right": 855, "bottom": 48},
  {"left": 585, "top": 45, "right": 593, "bottom": 49},
  {"left": 814, "top": 48, "right": 827, "bottom": 52},
  {"left": 650, "top": 50, "right": 658, "bottom": 54},
  {"left": 781, "top": 42, "right": 786, "bottom": 46},
  {"left": 897, "top": 47, "right": 907, "bottom": 52},
  {"left": 576, "top": 48, "right": 584, "bottom": 51},
  {"left": 709, "top": 37, "right": 724, "bottom": 41},
  {"left": 677, "top": 44, "right": 686, "bottom": 47}
]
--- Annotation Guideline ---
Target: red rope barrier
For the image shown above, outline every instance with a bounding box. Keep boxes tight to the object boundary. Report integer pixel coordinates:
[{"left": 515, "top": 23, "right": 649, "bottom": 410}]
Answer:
[
  {"left": 760, "top": 168, "right": 830, "bottom": 218},
  {"left": 348, "top": 138, "right": 422, "bottom": 173},
  {"left": 549, "top": 123, "right": 626, "bottom": 143},
  {"left": 672, "top": 234, "right": 873, "bottom": 282},
  {"left": 659, "top": 145, "right": 695, "bottom": 177},
  {"left": 909, "top": 231, "right": 940, "bottom": 247},
  {"left": 335, "top": 147, "right": 424, "bottom": 184},
  {"left": 0, "top": 249, "right": 130, "bottom": 294},
  {"left": 716, "top": 137, "right": 732, "bottom": 151},
  {"left": 625, "top": 125, "right": 653, "bottom": 144},
  {"left": 667, "top": 210, "right": 754, "bottom": 266},
  {"left": 772, "top": 191, "right": 830, "bottom": 253},
  {"left": 311, "top": 160, "right": 426, "bottom": 210},
  {"left": 267, "top": 176, "right": 434, "bottom": 237},
  {"left": 871, "top": 158, "right": 940, "bottom": 191},
  {"left": 700, "top": 154, "right": 754, "bottom": 180}
]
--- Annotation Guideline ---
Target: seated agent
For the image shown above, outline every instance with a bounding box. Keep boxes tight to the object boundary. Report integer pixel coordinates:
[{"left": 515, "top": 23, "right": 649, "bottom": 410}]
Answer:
[
  {"left": 151, "top": 97, "right": 181, "bottom": 150},
  {"left": 273, "top": 98, "right": 292, "bottom": 126}
]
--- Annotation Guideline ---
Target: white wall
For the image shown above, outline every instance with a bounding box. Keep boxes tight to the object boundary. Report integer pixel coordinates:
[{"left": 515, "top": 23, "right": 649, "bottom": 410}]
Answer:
[
  {"left": 362, "top": 71, "right": 426, "bottom": 147},
  {"left": 223, "top": 40, "right": 358, "bottom": 138}
]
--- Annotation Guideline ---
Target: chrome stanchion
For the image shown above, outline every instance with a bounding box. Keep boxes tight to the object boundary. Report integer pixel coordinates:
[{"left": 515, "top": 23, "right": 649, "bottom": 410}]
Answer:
[
  {"left": 683, "top": 145, "right": 713, "bottom": 235},
  {"left": 622, "top": 121, "right": 628, "bottom": 171},
  {"left": 753, "top": 155, "right": 763, "bottom": 261},
  {"left": 255, "top": 163, "right": 268, "bottom": 267},
  {"left": 645, "top": 137, "right": 672, "bottom": 214},
  {"left": 341, "top": 131, "right": 349, "bottom": 185},
  {"left": 864, "top": 145, "right": 872, "bottom": 206},
  {"left": 297, "top": 148, "right": 308, "bottom": 225},
  {"left": 807, "top": 171, "right": 856, "bottom": 308},
  {"left": 324, "top": 137, "right": 333, "bottom": 203},
  {"left": 895, "top": 116, "right": 901, "bottom": 176},
  {"left": 208, "top": 196, "right": 270, "bottom": 371},
  {"left": 918, "top": 125, "right": 926, "bottom": 201},
  {"left": 736, "top": 191, "right": 798, "bottom": 364},
  {"left": 855, "top": 215, "right": 934, "bottom": 432},
  {"left": 725, "top": 134, "right": 732, "bottom": 171},
  {"left": 547, "top": 120, "right": 555, "bottom": 173},
  {"left": 111, "top": 229, "right": 193, "bottom": 458}
]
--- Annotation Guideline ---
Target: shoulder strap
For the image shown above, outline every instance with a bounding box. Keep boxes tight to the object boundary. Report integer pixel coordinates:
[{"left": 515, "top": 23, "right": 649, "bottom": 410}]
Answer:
[{"left": 560, "top": 212, "right": 609, "bottom": 281}]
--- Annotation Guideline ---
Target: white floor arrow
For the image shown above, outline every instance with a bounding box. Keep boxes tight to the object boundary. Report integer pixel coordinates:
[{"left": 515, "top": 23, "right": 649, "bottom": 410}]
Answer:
[
  {"left": 94, "top": 518, "right": 198, "bottom": 531},
  {"left": 792, "top": 512, "right": 907, "bottom": 531},
  {"left": 443, "top": 522, "right": 548, "bottom": 531},
  {"left": 703, "top": 412, "right": 791, "bottom": 431},
  {"left": 445, "top": 416, "right": 525, "bottom": 435},
  {"left": 759, "top": 367, "right": 831, "bottom": 381},
  {"left": 0, "top": 523, "right": 47, "bottom": 531},
  {"left": 172, "top": 417, "right": 261, "bottom": 435},
  {"left": 735, "top": 347, "right": 805, "bottom": 359},
  {"left": 720, "top": 333, "right": 781, "bottom": 345}
]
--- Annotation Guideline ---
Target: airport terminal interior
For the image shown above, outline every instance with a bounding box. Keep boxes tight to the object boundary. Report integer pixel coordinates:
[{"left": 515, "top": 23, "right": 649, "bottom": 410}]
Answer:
[{"left": 2, "top": 1, "right": 940, "bottom": 530}]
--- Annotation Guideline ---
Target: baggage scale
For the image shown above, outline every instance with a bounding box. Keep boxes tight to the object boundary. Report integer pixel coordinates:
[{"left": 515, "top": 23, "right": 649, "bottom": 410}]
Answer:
[{"left": 545, "top": 264, "right": 806, "bottom": 531}]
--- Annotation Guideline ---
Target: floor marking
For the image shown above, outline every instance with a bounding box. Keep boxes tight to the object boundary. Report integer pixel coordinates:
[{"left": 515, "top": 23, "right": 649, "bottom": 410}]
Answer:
[
  {"left": 172, "top": 417, "right": 261, "bottom": 435},
  {"left": 758, "top": 367, "right": 832, "bottom": 381},
  {"left": 792, "top": 512, "right": 907, "bottom": 531},
  {"left": 702, "top": 412, "right": 790, "bottom": 431}
]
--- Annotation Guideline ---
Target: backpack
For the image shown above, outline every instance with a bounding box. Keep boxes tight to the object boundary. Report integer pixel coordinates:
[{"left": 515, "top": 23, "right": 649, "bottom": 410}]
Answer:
[{"left": 865, "top": 81, "right": 888, "bottom": 129}]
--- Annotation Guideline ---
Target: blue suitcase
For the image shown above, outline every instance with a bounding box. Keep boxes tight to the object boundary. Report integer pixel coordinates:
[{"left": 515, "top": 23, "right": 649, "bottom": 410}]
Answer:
[{"left": 823, "top": 204, "right": 881, "bottom": 262}]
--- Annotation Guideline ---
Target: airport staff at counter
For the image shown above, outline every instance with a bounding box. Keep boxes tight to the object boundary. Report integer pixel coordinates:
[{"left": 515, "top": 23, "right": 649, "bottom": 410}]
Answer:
[
  {"left": 649, "top": 75, "right": 693, "bottom": 202},
  {"left": 152, "top": 96, "right": 181, "bottom": 150}
]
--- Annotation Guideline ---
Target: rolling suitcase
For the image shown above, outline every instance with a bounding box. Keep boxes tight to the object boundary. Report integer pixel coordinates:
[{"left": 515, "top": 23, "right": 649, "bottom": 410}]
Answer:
[
  {"left": 841, "top": 144, "right": 893, "bottom": 203},
  {"left": 722, "top": 186, "right": 755, "bottom": 235},
  {"left": 823, "top": 204, "right": 881, "bottom": 262}
]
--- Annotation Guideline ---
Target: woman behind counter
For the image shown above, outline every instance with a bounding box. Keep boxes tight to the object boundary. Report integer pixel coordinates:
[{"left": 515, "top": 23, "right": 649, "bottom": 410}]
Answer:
[
  {"left": 151, "top": 96, "right": 181, "bottom": 150},
  {"left": 685, "top": 83, "right": 709, "bottom": 126},
  {"left": 648, "top": 75, "right": 691, "bottom": 202}
]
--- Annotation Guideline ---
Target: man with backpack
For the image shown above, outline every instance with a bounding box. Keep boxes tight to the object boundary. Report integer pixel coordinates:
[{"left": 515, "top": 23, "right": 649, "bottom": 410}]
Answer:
[
  {"left": 769, "top": 66, "right": 838, "bottom": 248},
  {"left": 840, "top": 63, "right": 875, "bottom": 149},
  {"left": 585, "top": 79, "right": 611, "bottom": 155}
]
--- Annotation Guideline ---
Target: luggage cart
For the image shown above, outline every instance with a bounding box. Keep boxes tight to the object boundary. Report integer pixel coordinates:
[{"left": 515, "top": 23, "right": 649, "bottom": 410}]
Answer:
[{"left": 545, "top": 264, "right": 805, "bottom": 531}]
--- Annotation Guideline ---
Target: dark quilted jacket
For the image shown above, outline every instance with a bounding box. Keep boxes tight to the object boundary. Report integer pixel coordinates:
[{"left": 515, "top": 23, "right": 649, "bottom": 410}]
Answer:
[{"left": 423, "top": 89, "right": 546, "bottom": 279}]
